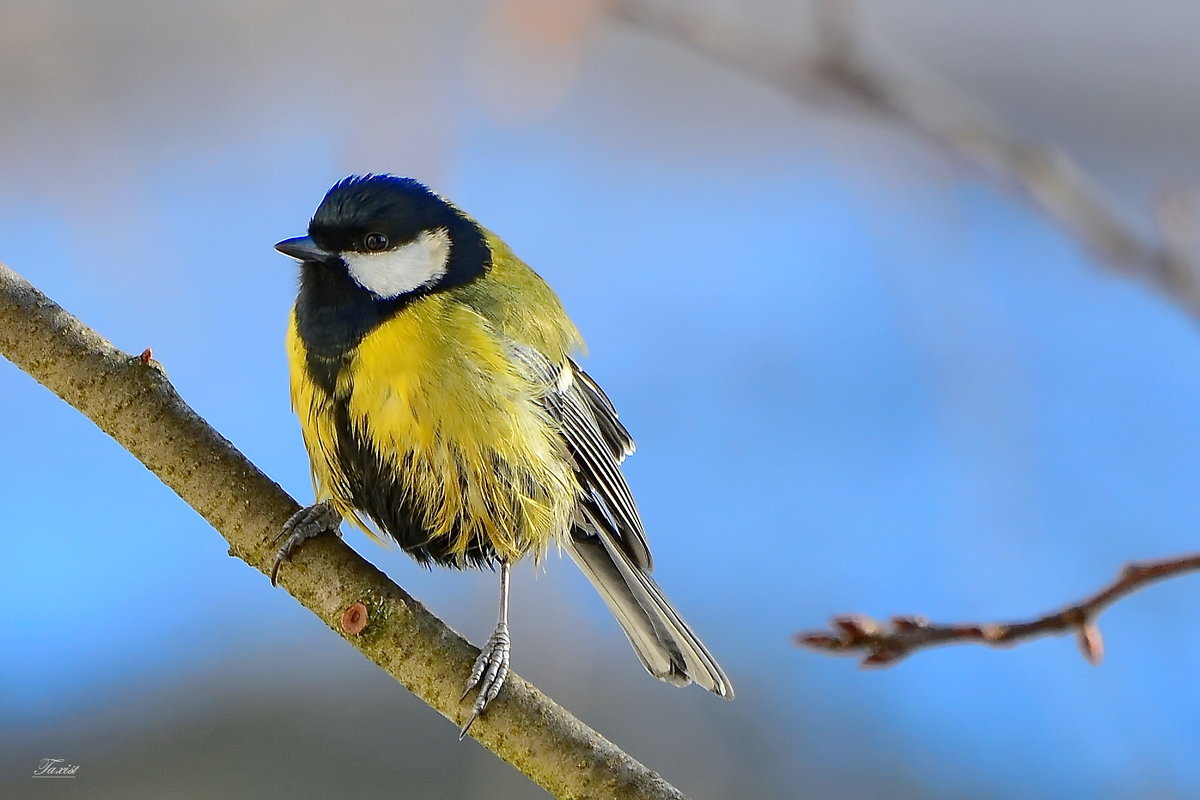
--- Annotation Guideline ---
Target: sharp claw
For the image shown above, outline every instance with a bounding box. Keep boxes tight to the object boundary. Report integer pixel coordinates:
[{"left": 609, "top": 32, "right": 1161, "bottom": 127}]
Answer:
[
  {"left": 270, "top": 501, "right": 340, "bottom": 586},
  {"left": 458, "top": 711, "right": 480, "bottom": 740},
  {"left": 461, "top": 653, "right": 489, "bottom": 700},
  {"left": 270, "top": 547, "right": 291, "bottom": 586},
  {"left": 458, "top": 622, "right": 511, "bottom": 739}
]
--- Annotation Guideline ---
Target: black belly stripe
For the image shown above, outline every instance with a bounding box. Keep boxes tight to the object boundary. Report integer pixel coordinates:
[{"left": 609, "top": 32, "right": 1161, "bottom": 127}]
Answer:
[{"left": 330, "top": 399, "right": 497, "bottom": 569}]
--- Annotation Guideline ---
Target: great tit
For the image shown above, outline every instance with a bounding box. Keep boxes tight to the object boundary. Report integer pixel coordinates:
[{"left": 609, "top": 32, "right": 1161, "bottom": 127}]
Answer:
[{"left": 273, "top": 175, "right": 732, "bottom": 736}]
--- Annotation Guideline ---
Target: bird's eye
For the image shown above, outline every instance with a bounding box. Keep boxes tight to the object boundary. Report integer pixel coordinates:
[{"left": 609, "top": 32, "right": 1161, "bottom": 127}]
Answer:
[{"left": 363, "top": 232, "right": 389, "bottom": 251}]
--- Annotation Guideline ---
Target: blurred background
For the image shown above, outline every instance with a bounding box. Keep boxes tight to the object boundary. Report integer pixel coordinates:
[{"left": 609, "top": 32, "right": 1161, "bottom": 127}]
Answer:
[{"left": 3, "top": 1, "right": 1200, "bottom": 797}]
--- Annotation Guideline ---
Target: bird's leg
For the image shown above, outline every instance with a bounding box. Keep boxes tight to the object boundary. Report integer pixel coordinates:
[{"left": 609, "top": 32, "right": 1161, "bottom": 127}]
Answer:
[
  {"left": 459, "top": 561, "right": 512, "bottom": 739},
  {"left": 270, "top": 500, "right": 342, "bottom": 586}
]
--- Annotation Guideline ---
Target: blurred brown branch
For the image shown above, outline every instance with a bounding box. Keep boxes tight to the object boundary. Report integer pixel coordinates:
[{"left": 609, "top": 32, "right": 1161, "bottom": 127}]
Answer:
[
  {"left": 611, "top": 0, "right": 1200, "bottom": 672},
  {"left": 795, "top": 552, "right": 1200, "bottom": 667},
  {"left": 0, "top": 262, "right": 690, "bottom": 800},
  {"left": 608, "top": 0, "right": 1200, "bottom": 315}
]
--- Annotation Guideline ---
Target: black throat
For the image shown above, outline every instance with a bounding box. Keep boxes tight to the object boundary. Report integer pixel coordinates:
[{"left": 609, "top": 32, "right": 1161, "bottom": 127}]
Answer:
[
  {"left": 292, "top": 179, "right": 492, "bottom": 395},
  {"left": 293, "top": 227, "right": 490, "bottom": 394},
  {"left": 293, "top": 263, "right": 406, "bottom": 394}
]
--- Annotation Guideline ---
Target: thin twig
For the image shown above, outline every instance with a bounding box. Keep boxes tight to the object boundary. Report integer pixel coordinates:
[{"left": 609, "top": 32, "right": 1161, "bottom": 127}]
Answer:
[
  {"left": 0, "top": 262, "right": 689, "bottom": 800},
  {"left": 795, "top": 553, "right": 1200, "bottom": 667},
  {"left": 605, "top": 0, "right": 1200, "bottom": 669},
  {"left": 607, "top": 0, "right": 1200, "bottom": 315}
]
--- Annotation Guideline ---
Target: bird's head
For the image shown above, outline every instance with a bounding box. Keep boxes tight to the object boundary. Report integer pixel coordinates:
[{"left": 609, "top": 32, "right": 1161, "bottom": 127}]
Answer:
[{"left": 276, "top": 175, "right": 489, "bottom": 299}]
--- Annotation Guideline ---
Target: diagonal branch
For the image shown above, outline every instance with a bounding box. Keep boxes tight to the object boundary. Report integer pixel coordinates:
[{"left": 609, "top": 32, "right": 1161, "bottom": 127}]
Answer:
[
  {"left": 795, "top": 553, "right": 1200, "bottom": 667},
  {"left": 607, "top": 0, "right": 1200, "bottom": 315},
  {"left": 0, "top": 262, "right": 689, "bottom": 800}
]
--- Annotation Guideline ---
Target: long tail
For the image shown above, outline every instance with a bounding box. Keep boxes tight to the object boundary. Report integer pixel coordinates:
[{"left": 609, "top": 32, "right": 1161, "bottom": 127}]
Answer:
[{"left": 563, "top": 526, "right": 734, "bottom": 698}]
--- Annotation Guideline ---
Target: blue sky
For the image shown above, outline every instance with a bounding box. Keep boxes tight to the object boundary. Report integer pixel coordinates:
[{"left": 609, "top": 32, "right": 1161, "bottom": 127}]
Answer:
[{"left": 3, "top": 9, "right": 1200, "bottom": 798}]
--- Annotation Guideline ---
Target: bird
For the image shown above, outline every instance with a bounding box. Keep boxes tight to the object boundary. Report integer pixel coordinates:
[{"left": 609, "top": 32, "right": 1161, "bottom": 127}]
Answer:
[{"left": 272, "top": 174, "right": 733, "bottom": 737}]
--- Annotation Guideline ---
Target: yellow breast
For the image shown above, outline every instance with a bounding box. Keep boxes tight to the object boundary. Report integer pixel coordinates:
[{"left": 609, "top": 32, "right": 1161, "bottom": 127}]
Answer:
[{"left": 287, "top": 290, "right": 580, "bottom": 565}]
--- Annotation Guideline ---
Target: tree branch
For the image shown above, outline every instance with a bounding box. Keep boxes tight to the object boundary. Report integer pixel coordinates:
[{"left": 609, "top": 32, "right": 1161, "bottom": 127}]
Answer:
[
  {"left": 0, "top": 261, "right": 690, "bottom": 800},
  {"left": 795, "top": 553, "right": 1200, "bottom": 667},
  {"left": 608, "top": 0, "right": 1200, "bottom": 315}
]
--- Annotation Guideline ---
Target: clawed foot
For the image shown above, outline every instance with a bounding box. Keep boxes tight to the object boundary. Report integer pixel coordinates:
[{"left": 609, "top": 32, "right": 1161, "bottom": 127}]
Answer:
[
  {"left": 459, "top": 622, "right": 511, "bottom": 739},
  {"left": 271, "top": 501, "right": 342, "bottom": 585}
]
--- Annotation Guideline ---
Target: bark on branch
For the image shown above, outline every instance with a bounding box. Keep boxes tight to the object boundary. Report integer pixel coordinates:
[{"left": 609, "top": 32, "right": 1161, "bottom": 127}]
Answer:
[
  {"left": 0, "top": 262, "right": 689, "bottom": 800},
  {"left": 795, "top": 553, "right": 1200, "bottom": 667}
]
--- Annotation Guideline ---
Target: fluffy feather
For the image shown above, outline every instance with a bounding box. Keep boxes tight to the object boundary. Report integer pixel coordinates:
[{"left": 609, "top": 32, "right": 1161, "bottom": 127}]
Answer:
[{"left": 285, "top": 179, "right": 732, "bottom": 694}]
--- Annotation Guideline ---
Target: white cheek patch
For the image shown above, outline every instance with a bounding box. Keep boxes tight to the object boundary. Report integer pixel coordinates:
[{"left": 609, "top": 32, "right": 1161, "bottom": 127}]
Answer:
[{"left": 342, "top": 227, "right": 452, "bottom": 298}]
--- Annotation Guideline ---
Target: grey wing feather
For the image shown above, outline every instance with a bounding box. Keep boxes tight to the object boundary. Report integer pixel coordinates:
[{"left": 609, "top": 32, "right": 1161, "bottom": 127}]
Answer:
[
  {"left": 567, "top": 499, "right": 733, "bottom": 697},
  {"left": 571, "top": 360, "right": 636, "bottom": 461},
  {"left": 509, "top": 343, "right": 733, "bottom": 698},
  {"left": 510, "top": 344, "right": 651, "bottom": 569}
]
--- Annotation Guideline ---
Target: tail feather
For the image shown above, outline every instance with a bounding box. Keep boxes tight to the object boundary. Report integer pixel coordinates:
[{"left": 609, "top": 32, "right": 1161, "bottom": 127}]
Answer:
[{"left": 564, "top": 525, "right": 734, "bottom": 698}]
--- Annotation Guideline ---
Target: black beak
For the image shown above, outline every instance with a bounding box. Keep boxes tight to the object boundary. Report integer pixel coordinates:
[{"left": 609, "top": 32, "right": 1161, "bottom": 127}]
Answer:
[{"left": 275, "top": 236, "right": 335, "bottom": 264}]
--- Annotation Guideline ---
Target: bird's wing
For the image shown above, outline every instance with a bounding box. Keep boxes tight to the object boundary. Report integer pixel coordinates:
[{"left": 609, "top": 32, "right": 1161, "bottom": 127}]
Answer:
[
  {"left": 571, "top": 362, "right": 636, "bottom": 462},
  {"left": 509, "top": 341, "right": 732, "bottom": 697},
  {"left": 509, "top": 344, "right": 652, "bottom": 570}
]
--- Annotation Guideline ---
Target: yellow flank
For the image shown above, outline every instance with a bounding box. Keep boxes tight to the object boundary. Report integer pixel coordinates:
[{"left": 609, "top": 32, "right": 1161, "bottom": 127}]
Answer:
[{"left": 287, "top": 232, "right": 585, "bottom": 564}]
